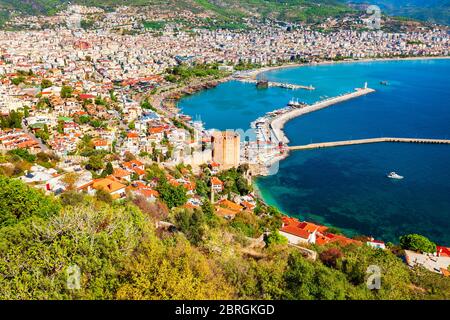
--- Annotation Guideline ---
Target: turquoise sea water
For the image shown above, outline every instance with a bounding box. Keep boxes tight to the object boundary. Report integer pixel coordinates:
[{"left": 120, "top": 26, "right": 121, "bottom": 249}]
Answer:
[{"left": 179, "top": 59, "right": 450, "bottom": 245}]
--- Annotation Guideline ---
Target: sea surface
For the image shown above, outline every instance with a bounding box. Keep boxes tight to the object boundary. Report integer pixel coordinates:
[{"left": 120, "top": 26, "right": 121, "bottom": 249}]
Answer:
[{"left": 179, "top": 59, "right": 450, "bottom": 245}]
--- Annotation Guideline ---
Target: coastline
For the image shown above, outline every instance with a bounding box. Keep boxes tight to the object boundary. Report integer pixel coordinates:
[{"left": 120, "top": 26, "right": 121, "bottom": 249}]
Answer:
[
  {"left": 250, "top": 57, "right": 450, "bottom": 245},
  {"left": 249, "top": 55, "right": 450, "bottom": 79},
  {"left": 247, "top": 55, "right": 450, "bottom": 176},
  {"left": 173, "top": 56, "right": 450, "bottom": 244},
  {"left": 153, "top": 55, "right": 449, "bottom": 116}
]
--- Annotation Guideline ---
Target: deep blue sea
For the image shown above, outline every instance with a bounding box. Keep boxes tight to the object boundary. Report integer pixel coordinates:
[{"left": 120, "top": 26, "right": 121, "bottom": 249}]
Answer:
[{"left": 179, "top": 59, "right": 450, "bottom": 245}]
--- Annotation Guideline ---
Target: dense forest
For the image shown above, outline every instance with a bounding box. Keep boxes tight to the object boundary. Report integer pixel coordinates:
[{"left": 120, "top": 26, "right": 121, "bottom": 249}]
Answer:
[{"left": 0, "top": 172, "right": 449, "bottom": 300}]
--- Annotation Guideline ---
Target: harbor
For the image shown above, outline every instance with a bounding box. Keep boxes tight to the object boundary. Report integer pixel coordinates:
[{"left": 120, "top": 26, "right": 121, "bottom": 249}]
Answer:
[
  {"left": 237, "top": 78, "right": 315, "bottom": 90},
  {"left": 243, "top": 84, "right": 376, "bottom": 173},
  {"left": 180, "top": 59, "right": 450, "bottom": 247},
  {"left": 270, "top": 85, "right": 375, "bottom": 144}
]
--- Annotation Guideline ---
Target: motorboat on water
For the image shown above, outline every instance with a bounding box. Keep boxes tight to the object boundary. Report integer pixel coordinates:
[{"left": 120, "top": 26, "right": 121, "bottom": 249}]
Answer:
[{"left": 387, "top": 172, "right": 404, "bottom": 180}]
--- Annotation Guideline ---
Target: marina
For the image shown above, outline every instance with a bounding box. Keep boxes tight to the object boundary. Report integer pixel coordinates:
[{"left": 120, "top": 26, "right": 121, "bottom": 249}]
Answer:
[
  {"left": 246, "top": 84, "right": 376, "bottom": 171},
  {"left": 236, "top": 78, "right": 315, "bottom": 90},
  {"left": 270, "top": 85, "right": 375, "bottom": 144},
  {"left": 180, "top": 59, "right": 450, "bottom": 245}
]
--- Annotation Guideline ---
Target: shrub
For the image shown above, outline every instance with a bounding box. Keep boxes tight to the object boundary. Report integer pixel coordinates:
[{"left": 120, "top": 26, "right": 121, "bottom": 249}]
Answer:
[
  {"left": 60, "top": 191, "right": 85, "bottom": 207},
  {"left": 95, "top": 189, "right": 113, "bottom": 204},
  {"left": 399, "top": 234, "right": 436, "bottom": 253},
  {"left": 8, "top": 149, "right": 36, "bottom": 163},
  {"left": 319, "top": 247, "right": 343, "bottom": 268},
  {"left": 264, "top": 230, "right": 288, "bottom": 246}
]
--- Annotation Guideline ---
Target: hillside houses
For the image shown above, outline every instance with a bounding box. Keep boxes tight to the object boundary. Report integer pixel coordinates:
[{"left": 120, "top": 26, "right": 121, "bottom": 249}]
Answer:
[
  {"left": 280, "top": 216, "right": 362, "bottom": 247},
  {"left": 0, "top": 129, "right": 40, "bottom": 153}
]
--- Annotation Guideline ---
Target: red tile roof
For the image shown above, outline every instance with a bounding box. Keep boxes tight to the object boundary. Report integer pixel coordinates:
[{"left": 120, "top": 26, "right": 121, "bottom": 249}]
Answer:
[
  {"left": 298, "top": 221, "right": 328, "bottom": 234},
  {"left": 211, "top": 177, "right": 223, "bottom": 186},
  {"left": 280, "top": 217, "right": 311, "bottom": 240},
  {"left": 79, "top": 94, "right": 95, "bottom": 100},
  {"left": 437, "top": 246, "right": 450, "bottom": 257}
]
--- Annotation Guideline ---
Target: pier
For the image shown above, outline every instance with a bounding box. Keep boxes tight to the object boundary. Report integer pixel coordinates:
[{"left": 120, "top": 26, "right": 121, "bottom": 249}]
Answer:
[
  {"left": 237, "top": 78, "right": 315, "bottom": 90},
  {"left": 289, "top": 137, "right": 450, "bottom": 151},
  {"left": 271, "top": 87, "right": 375, "bottom": 144}
]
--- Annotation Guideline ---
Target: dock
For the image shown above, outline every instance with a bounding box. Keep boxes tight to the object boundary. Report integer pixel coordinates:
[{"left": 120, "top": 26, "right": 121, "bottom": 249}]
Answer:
[
  {"left": 289, "top": 137, "right": 450, "bottom": 151},
  {"left": 271, "top": 87, "right": 375, "bottom": 144},
  {"left": 237, "top": 78, "right": 315, "bottom": 90}
]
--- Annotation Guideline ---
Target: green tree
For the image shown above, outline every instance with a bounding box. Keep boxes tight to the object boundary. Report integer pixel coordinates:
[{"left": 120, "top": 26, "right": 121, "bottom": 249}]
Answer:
[
  {"left": 116, "top": 236, "right": 233, "bottom": 300},
  {"left": 283, "top": 251, "right": 347, "bottom": 300},
  {"left": 7, "top": 148, "right": 36, "bottom": 162},
  {"left": 11, "top": 76, "right": 25, "bottom": 86},
  {"left": 0, "top": 204, "right": 151, "bottom": 299},
  {"left": 174, "top": 208, "right": 206, "bottom": 245},
  {"left": 4, "top": 110, "right": 23, "bottom": 128},
  {"left": 140, "top": 100, "right": 156, "bottom": 111},
  {"left": 40, "top": 79, "right": 52, "bottom": 89},
  {"left": 35, "top": 128, "right": 49, "bottom": 142},
  {"left": 61, "top": 172, "right": 80, "bottom": 191},
  {"left": 201, "top": 199, "right": 219, "bottom": 227},
  {"left": 399, "top": 234, "right": 436, "bottom": 253},
  {"left": 60, "top": 85, "right": 73, "bottom": 98},
  {"left": 236, "top": 176, "right": 252, "bottom": 195},
  {"left": 0, "top": 176, "right": 60, "bottom": 227},
  {"left": 156, "top": 182, "right": 187, "bottom": 209},
  {"left": 60, "top": 191, "right": 85, "bottom": 207},
  {"left": 195, "top": 178, "right": 209, "bottom": 198},
  {"left": 78, "top": 115, "right": 90, "bottom": 124},
  {"left": 86, "top": 155, "right": 104, "bottom": 172},
  {"left": 95, "top": 189, "right": 113, "bottom": 204},
  {"left": 264, "top": 230, "right": 288, "bottom": 246},
  {"left": 101, "top": 162, "right": 113, "bottom": 178}
]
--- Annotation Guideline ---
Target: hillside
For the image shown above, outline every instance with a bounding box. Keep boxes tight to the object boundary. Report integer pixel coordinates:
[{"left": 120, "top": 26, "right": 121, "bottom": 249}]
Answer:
[
  {"left": 346, "top": 0, "right": 450, "bottom": 25},
  {"left": 1, "top": 1, "right": 448, "bottom": 25},
  {"left": 0, "top": 173, "right": 449, "bottom": 300},
  {"left": 0, "top": 0, "right": 352, "bottom": 22}
]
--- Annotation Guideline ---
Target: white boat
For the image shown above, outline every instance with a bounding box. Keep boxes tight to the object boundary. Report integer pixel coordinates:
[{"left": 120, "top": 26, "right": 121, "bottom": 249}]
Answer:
[
  {"left": 287, "top": 98, "right": 306, "bottom": 107},
  {"left": 387, "top": 172, "right": 404, "bottom": 180},
  {"left": 288, "top": 98, "right": 299, "bottom": 106}
]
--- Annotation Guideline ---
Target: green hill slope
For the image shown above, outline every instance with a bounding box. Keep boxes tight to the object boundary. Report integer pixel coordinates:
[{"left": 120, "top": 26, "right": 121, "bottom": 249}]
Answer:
[
  {"left": 1, "top": 0, "right": 447, "bottom": 25},
  {"left": 0, "top": 0, "right": 352, "bottom": 22}
]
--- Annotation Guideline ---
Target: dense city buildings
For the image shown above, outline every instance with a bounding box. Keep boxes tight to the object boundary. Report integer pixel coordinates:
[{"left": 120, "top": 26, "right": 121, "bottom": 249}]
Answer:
[{"left": 0, "top": 4, "right": 449, "bottom": 303}]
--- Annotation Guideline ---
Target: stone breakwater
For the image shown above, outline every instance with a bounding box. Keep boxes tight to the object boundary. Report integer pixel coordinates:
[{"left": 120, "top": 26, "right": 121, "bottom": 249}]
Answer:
[
  {"left": 270, "top": 88, "right": 376, "bottom": 145},
  {"left": 289, "top": 137, "right": 450, "bottom": 150}
]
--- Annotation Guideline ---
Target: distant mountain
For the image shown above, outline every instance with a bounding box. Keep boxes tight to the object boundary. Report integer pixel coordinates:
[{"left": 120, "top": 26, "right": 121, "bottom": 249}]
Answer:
[{"left": 346, "top": 0, "right": 450, "bottom": 25}]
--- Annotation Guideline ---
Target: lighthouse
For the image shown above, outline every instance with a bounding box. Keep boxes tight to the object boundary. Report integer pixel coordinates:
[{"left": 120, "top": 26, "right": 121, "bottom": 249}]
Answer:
[{"left": 364, "top": 81, "right": 368, "bottom": 89}]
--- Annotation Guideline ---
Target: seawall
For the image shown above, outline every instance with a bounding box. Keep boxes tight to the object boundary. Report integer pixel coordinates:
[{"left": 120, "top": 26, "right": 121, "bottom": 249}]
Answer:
[
  {"left": 270, "top": 88, "right": 375, "bottom": 144},
  {"left": 289, "top": 137, "right": 450, "bottom": 150}
]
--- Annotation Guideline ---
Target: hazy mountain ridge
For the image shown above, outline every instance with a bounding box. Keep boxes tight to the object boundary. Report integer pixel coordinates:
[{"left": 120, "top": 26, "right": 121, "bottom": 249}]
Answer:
[{"left": 346, "top": 0, "right": 450, "bottom": 25}]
